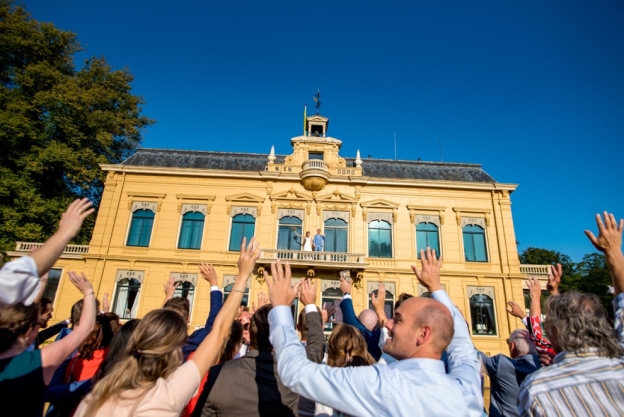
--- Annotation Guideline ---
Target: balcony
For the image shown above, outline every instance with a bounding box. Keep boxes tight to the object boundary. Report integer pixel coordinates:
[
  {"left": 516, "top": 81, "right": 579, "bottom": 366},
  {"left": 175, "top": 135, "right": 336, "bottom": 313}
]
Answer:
[
  {"left": 9, "top": 241, "right": 89, "bottom": 259},
  {"left": 258, "top": 248, "right": 367, "bottom": 270},
  {"left": 300, "top": 159, "right": 330, "bottom": 191},
  {"left": 520, "top": 264, "right": 551, "bottom": 277}
]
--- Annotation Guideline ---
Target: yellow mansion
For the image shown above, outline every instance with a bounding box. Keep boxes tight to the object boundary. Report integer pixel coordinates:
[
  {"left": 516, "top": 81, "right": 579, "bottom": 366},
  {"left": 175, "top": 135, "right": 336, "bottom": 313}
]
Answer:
[{"left": 9, "top": 113, "right": 549, "bottom": 356}]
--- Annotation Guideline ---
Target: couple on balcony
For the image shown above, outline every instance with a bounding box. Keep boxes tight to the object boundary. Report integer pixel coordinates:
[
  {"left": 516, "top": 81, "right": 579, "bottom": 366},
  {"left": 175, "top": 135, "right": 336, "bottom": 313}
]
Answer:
[{"left": 294, "top": 229, "right": 325, "bottom": 252}]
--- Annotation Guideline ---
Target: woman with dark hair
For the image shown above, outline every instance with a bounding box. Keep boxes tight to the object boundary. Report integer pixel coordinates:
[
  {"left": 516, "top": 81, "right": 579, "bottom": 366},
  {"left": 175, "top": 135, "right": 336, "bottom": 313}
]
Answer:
[
  {"left": 97, "top": 318, "right": 141, "bottom": 380},
  {"left": 65, "top": 312, "right": 120, "bottom": 383},
  {"left": 0, "top": 272, "right": 96, "bottom": 417}
]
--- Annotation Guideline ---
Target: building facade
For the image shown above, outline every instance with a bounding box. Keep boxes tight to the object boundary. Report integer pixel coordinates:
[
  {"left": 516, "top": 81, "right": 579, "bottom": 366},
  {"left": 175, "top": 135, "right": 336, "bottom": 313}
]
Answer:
[{"left": 9, "top": 113, "right": 549, "bottom": 357}]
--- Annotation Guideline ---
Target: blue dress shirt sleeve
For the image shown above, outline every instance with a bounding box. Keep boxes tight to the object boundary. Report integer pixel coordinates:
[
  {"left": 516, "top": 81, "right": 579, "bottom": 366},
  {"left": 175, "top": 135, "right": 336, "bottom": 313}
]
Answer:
[
  {"left": 431, "top": 290, "right": 484, "bottom": 417},
  {"left": 339, "top": 297, "right": 382, "bottom": 360},
  {"left": 269, "top": 305, "right": 386, "bottom": 417},
  {"left": 183, "top": 288, "right": 223, "bottom": 360}
]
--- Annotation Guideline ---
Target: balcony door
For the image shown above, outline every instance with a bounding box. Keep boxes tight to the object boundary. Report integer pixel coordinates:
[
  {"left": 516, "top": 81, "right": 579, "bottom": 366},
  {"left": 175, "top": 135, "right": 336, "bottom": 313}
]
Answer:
[
  {"left": 324, "top": 218, "right": 348, "bottom": 253},
  {"left": 277, "top": 216, "right": 303, "bottom": 250}
]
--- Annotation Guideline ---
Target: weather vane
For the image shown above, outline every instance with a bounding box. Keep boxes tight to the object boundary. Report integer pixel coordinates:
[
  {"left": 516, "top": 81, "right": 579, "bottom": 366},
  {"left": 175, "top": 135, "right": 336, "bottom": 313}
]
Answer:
[{"left": 313, "top": 89, "right": 321, "bottom": 114}]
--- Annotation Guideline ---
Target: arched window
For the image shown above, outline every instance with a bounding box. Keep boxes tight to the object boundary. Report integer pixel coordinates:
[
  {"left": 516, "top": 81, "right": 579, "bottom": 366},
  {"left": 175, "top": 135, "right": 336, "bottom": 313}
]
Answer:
[
  {"left": 43, "top": 268, "right": 63, "bottom": 303},
  {"left": 322, "top": 287, "right": 343, "bottom": 332},
  {"left": 178, "top": 211, "right": 205, "bottom": 249},
  {"left": 416, "top": 222, "right": 440, "bottom": 258},
  {"left": 368, "top": 220, "right": 392, "bottom": 258},
  {"left": 112, "top": 278, "right": 142, "bottom": 319},
  {"left": 127, "top": 209, "right": 155, "bottom": 247},
  {"left": 229, "top": 213, "right": 255, "bottom": 251},
  {"left": 277, "top": 216, "right": 303, "bottom": 250},
  {"left": 469, "top": 293, "right": 497, "bottom": 335},
  {"left": 325, "top": 218, "right": 348, "bottom": 253},
  {"left": 462, "top": 225, "right": 488, "bottom": 262}
]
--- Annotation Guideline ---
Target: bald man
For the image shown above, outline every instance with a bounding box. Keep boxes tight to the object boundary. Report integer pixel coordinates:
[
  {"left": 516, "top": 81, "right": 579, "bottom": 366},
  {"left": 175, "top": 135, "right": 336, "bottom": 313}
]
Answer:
[
  {"left": 266, "top": 248, "right": 483, "bottom": 417},
  {"left": 358, "top": 309, "right": 379, "bottom": 332}
]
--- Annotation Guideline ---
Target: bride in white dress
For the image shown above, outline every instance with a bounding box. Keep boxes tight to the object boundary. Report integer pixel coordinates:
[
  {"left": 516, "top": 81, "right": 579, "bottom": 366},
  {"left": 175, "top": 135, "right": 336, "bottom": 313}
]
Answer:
[{"left": 295, "top": 230, "right": 313, "bottom": 251}]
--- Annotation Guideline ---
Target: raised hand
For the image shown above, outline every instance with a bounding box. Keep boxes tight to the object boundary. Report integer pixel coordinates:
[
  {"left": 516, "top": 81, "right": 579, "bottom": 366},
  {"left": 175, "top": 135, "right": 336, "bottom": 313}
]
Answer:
[
  {"left": 585, "top": 212, "right": 623, "bottom": 255},
  {"left": 57, "top": 198, "right": 95, "bottom": 240},
  {"left": 264, "top": 260, "right": 296, "bottom": 307},
  {"left": 102, "top": 293, "right": 110, "bottom": 313},
  {"left": 237, "top": 237, "right": 261, "bottom": 280},
  {"left": 371, "top": 283, "right": 386, "bottom": 313},
  {"left": 252, "top": 291, "right": 269, "bottom": 313},
  {"left": 505, "top": 300, "right": 526, "bottom": 319},
  {"left": 199, "top": 263, "right": 218, "bottom": 286},
  {"left": 547, "top": 264, "right": 562, "bottom": 295},
  {"left": 322, "top": 302, "right": 336, "bottom": 323},
  {"left": 526, "top": 277, "right": 542, "bottom": 300},
  {"left": 163, "top": 276, "right": 179, "bottom": 300},
  {"left": 339, "top": 276, "right": 352, "bottom": 295},
  {"left": 411, "top": 248, "right": 443, "bottom": 293},
  {"left": 68, "top": 271, "right": 93, "bottom": 296},
  {"left": 299, "top": 279, "right": 317, "bottom": 306}
]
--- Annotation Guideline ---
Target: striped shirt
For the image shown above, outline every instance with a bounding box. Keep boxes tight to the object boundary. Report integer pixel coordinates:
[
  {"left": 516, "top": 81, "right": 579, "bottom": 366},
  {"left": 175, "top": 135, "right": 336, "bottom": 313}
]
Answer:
[{"left": 517, "top": 293, "right": 624, "bottom": 417}]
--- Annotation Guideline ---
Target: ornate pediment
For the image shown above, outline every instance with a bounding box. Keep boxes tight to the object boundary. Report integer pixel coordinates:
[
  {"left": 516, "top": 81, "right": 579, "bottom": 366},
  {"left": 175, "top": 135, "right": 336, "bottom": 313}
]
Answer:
[
  {"left": 316, "top": 189, "right": 359, "bottom": 203},
  {"left": 225, "top": 192, "right": 265, "bottom": 204},
  {"left": 270, "top": 187, "right": 314, "bottom": 214},
  {"left": 360, "top": 199, "right": 400, "bottom": 222},
  {"left": 269, "top": 187, "right": 314, "bottom": 202}
]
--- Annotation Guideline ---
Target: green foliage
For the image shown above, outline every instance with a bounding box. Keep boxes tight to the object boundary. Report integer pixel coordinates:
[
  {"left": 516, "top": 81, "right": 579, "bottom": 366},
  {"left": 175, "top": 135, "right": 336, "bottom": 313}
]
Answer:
[
  {"left": 519, "top": 247, "right": 614, "bottom": 315},
  {"left": 0, "top": 1, "right": 153, "bottom": 252}
]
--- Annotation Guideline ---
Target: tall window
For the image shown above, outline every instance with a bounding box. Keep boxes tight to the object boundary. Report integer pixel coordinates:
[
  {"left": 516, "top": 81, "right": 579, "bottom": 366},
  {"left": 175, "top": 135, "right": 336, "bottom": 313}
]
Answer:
[
  {"left": 223, "top": 283, "right": 249, "bottom": 306},
  {"left": 113, "top": 278, "right": 142, "bottom": 319},
  {"left": 127, "top": 209, "right": 155, "bottom": 247},
  {"left": 322, "top": 287, "right": 343, "bottom": 332},
  {"left": 368, "top": 288, "right": 395, "bottom": 318},
  {"left": 178, "top": 211, "right": 205, "bottom": 249},
  {"left": 469, "top": 293, "right": 497, "bottom": 335},
  {"left": 229, "top": 213, "right": 255, "bottom": 251},
  {"left": 325, "top": 218, "right": 348, "bottom": 252},
  {"left": 463, "top": 225, "right": 488, "bottom": 262},
  {"left": 416, "top": 222, "right": 440, "bottom": 258},
  {"left": 277, "top": 216, "right": 303, "bottom": 250},
  {"left": 43, "top": 268, "right": 63, "bottom": 302},
  {"left": 368, "top": 220, "right": 392, "bottom": 258}
]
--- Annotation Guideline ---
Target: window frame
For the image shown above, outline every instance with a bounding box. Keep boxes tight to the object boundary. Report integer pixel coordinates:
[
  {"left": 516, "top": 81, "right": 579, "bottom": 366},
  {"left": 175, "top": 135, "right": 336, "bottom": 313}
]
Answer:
[
  {"left": 125, "top": 208, "right": 156, "bottom": 247},
  {"left": 43, "top": 267, "right": 64, "bottom": 307},
  {"left": 276, "top": 214, "right": 304, "bottom": 251},
  {"left": 228, "top": 212, "right": 256, "bottom": 252},
  {"left": 367, "top": 282, "right": 396, "bottom": 319},
  {"left": 112, "top": 276, "right": 143, "bottom": 320},
  {"left": 467, "top": 286, "right": 498, "bottom": 337},
  {"left": 367, "top": 219, "right": 393, "bottom": 258},
  {"left": 324, "top": 217, "right": 349, "bottom": 253},
  {"left": 415, "top": 221, "right": 441, "bottom": 259},
  {"left": 461, "top": 223, "right": 489, "bottom": 263},
  {"left": 177, "top": 211, "right": 206, "bottom": 250}
]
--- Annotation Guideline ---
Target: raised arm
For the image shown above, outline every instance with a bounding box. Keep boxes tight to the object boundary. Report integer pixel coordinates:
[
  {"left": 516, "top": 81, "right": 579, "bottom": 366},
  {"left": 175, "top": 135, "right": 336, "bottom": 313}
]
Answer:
[
  {"left": 200, "top": 263, "right": 223, "bottom": 330},
  {"left": 30, "top": 199, "right": 94, "bottom": 277},
  {"left": 298, "top": 279, "right": 325, "bottom": 363},
  {"left": 585, "top": 212, "right": 624, "bottom": 343},
  {"left": 526, "top": 277, "right": 542, "bottom": 318},
  {"left": 162, "top": 275, "right": 179, "bottom": 307},
  {"left": 190, "top": 237, "right": 261, "bottom": 377},
  {"left": 412, "top": 248, "right": 483, "bottom": 417},
  {"left": 371, "top": 283, "right": 389, "bottom": 327},
  {"left": 41, "top": 272, "right": 96, "bottom": 384}
]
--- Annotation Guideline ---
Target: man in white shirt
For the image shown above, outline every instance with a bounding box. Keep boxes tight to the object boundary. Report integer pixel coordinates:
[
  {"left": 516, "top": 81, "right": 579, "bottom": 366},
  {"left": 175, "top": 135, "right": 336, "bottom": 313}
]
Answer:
[
  {"left": 266, "top": 248, "right": 483, "bottom": 417},
  {"left": 0, "top": 199, "right": 93, "bottom": 308}
]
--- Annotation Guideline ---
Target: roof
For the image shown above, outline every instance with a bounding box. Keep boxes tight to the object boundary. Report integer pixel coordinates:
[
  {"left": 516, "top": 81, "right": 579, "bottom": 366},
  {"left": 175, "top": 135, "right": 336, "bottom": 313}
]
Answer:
[{"left": 121, "top": 148, "right": 497, "bottom": 183}]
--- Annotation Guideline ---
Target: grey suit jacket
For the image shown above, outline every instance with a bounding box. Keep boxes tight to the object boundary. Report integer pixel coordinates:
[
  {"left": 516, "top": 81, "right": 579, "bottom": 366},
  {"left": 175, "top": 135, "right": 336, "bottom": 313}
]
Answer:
[{"left": 194, "top": 311, "right": 324, "bottom": 417}]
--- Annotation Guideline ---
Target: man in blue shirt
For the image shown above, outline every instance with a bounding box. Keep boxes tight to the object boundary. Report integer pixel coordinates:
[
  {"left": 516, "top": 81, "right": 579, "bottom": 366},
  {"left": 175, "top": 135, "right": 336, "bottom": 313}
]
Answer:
[
  {"left": 265, "top": 248, "right": 483, "bottom": 417},
  {"left": 313, "top": 229, "right": 324, "bottom": 251}
]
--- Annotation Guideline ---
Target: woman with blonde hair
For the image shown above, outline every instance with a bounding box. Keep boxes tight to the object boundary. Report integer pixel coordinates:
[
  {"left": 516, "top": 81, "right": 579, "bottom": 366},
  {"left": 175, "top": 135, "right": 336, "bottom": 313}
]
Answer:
[
  {"left": 74, "top": 237, "right": 261, "bottom": 417},
  {"left": 315, "top": 323, "right": 376, "bottom": 417}
]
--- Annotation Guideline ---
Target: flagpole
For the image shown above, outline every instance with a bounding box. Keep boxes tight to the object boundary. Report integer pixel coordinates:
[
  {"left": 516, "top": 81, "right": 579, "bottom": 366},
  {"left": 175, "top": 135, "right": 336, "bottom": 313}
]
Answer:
[{"left": 303, "top": 104, "right": 307, "bottom": 136}]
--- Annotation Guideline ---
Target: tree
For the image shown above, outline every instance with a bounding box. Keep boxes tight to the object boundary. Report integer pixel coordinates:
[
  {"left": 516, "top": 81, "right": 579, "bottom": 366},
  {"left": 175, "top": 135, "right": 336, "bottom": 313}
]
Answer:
[
  {"left": 0, "top": 1, "right": 153, "bottom": 253},
  {"left": 575, "top": 253, "right": 613, "bottom": 317},
  {"left": 519, "top": 247, "right": 578, "bottom": 290}
]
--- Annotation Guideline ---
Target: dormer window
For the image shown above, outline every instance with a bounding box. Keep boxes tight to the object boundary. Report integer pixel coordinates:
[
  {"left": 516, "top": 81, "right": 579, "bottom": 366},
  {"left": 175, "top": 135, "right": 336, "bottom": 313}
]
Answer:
[
  {"left": 310, "top": 124, "right": 324, "bottom": 136},
  {"left": 308, "top": 152, "right": 324, "bottom": 160}
]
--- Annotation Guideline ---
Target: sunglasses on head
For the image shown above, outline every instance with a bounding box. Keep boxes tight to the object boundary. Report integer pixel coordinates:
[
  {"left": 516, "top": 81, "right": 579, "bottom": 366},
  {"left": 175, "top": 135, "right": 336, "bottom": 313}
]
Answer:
[{"left": 243, "top": 323, "right": 250, "bottom": 330}]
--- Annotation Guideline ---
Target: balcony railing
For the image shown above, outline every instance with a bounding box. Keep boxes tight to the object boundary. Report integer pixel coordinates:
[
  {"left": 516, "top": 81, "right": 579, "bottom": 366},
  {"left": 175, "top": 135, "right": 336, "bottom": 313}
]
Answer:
[
  {"left": 301, "top": 159, "right": 329, "bottom": 170},
  {"left": 258, "top": 248, "right": 366, "bottom": 268},
  {"left": 520, "top": 264, "right": 551, "bottom": 275},
  {"left": 14, "top": 241, "right": 89, "bottom": 255}
]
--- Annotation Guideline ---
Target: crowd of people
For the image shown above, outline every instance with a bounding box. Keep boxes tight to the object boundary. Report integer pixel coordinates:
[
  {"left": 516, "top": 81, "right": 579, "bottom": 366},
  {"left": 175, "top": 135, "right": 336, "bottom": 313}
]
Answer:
[{"left": 0, "top": 198, "right": 623, "bottom": 417}]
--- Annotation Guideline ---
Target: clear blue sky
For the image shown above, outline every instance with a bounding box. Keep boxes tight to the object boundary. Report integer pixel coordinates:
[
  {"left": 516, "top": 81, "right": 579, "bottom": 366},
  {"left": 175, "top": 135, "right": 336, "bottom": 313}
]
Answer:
[{"left": 25, "top": 0, "right": 624, "bottom": 262}]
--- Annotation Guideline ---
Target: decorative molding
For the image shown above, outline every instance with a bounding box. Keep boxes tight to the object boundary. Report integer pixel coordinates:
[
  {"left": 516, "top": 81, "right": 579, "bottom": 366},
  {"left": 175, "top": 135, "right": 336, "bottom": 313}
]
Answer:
[
  {"left": 269, "top": 187, "right": 314, "bottom": 202},
  {"left": 277, "top": 208, "right": 305, "bottom": 221},
  {"left": 407, "top": 205, "right": 446, "bottom": 225},
  {"left": 467, "top": 285, "right": 495, "bottom": 299},
  {"left": 321, "top": 279, "right": 342, "bottom": 292},
  {"left": 179, "top": 203, "right": 208, "bottom": 216},
  {"left": 316, "top": 189, "right": 359, "bottom": 204},
  {"left": 115, "top": 269, "right": 145, "bottom": 284},
  {"left": 273, "top": 202, "right": 305, "bottom": 214},
  {"left": 230, "top": 206, "right": 258, "bottom": 218},
  {"left": 461, "top": 217, "right": 487, "bottom": 228},
  {"left": 129, "top": 201, "right": 158, "bottom": 213},
  {"left": 452, "top": 207, "right": 491, "bottom": 227},
  {"left": 323, "top": 210, "right": 350, "bottom": 223},
  {"left": 417, "top": 283, "right": 446, "bottom": 296},
  {"left": 360, "top": 199, "right": 398, "bottom": 224},
  {"left": 127, "top": 192, "right": 166, "bottom": 199},
  {"left": 367, "top": 211, "right": 394, "bottom": 225},
  {"left": 170, "top": 272, "right": 198, "bottom": 286},
  {"left": 366, "top": 281, "right": 396, "bottom": 296},
  {"left": 414, "top": 214, "right": 441, "bottom": 227},
  {"left": 175, "top": 194, "right": 215, "bottom": 215}
]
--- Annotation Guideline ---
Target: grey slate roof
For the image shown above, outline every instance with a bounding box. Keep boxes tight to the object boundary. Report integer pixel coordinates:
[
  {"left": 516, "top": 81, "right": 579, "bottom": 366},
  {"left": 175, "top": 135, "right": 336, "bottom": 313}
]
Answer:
[{"left": 122, "top": 148, "right": 496, "bottom": 183}]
